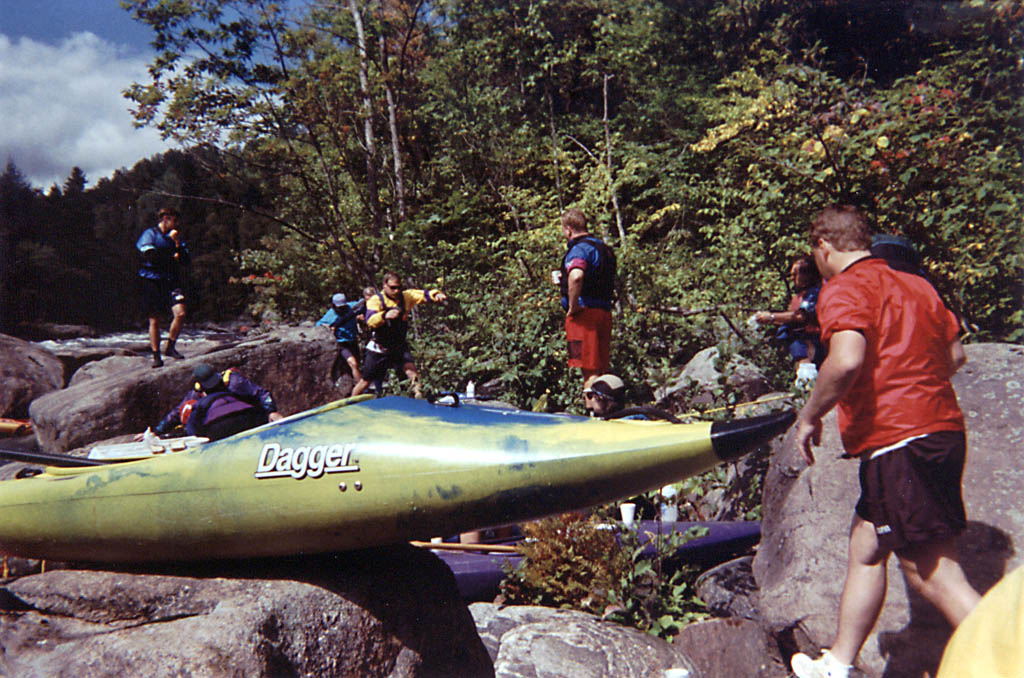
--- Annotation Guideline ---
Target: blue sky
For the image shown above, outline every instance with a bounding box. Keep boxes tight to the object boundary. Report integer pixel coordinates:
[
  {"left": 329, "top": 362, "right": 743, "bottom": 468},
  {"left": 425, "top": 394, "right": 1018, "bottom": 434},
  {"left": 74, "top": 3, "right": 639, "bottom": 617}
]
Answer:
[{"left": 0, "top": 0, "right": 174, "bottom": 189}]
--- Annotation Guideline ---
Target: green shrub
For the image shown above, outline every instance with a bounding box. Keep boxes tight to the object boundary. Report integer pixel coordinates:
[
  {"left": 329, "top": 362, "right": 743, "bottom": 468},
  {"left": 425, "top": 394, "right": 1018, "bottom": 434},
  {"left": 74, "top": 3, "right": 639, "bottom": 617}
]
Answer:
[{"left": 500, "top": 512, "right": 710, "bottom": 640}]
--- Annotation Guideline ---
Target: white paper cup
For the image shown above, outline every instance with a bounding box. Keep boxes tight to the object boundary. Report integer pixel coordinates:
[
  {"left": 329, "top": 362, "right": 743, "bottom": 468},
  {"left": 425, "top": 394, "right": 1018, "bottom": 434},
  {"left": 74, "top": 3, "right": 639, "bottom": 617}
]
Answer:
[{"left": 619, "top": 502, "right": 636, "bottom": 526}]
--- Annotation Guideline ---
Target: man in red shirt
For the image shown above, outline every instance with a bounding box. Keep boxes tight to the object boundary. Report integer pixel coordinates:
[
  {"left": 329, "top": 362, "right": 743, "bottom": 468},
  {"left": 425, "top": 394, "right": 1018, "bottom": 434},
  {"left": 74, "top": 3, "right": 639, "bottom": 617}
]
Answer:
[{"left": 791, "top": 205, "right": 980, "bottom": 678}]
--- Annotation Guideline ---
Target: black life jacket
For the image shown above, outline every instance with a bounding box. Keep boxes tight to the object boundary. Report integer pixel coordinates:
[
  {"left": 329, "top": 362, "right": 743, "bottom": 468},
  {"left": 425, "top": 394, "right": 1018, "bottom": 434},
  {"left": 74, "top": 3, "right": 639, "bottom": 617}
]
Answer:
[
  {"left": 560, "top": 235, "right": 616, "bottom": 304},
  {"left": 370, "top": 291, "right": 408, "bottom": 349}
]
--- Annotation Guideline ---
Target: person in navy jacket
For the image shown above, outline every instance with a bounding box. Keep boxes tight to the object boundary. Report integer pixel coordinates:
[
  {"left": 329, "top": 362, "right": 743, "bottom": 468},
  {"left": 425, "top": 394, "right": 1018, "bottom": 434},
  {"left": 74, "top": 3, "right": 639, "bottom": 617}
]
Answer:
[
  {"left": 148, "top": 363, "right": 284, "bottom": 440},
  {"left": 137, "top": 207, "right": 190, "bottom": 368}
]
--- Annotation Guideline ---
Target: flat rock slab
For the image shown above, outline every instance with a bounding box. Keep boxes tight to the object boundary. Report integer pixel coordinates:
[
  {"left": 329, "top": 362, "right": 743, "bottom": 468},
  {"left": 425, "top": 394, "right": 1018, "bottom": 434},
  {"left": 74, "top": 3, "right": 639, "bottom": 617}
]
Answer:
[{"left": 29, "top": 326, "right": 338, "bottom": 452}]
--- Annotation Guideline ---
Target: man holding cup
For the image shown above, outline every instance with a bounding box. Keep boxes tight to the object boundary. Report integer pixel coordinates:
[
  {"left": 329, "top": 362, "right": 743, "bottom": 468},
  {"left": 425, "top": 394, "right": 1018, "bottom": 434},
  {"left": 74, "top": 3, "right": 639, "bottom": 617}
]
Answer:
[
  {"left": 136, "top": 206, "right": 190, "bottom": 368},
  {"left": 555, "top": 209, "right": 617, "bottom": 387}
]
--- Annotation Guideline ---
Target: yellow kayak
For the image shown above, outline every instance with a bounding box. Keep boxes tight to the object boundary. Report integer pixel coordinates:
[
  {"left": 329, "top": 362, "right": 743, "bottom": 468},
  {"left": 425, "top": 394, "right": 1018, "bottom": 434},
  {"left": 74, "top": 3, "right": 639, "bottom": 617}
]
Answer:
[{"left": 0, "top": 396, "right": 792, "bottom": 562}]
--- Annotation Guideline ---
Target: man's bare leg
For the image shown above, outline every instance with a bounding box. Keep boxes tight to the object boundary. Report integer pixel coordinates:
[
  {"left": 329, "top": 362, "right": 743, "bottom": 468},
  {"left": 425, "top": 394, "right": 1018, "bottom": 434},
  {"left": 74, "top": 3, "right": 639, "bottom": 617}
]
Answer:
[
  {"left": 168, "top": 303, "right": 186, "bottom": 343},
  {"left": 347, "top": 355, "right": 362, "bottom": 383},
  {"left": 897, "top": 537, "right": 981, "bottom": 627},
  {"left": 404, "top": 364, "right": 421, "bottom": 399},
  {"left": 830, "top": 516, "right": 890, "bottom": 665},
  {"left": 148, "top": 316, "right": 162, "bottom": 353},
  {"left": 351, "top": 378, "right": 370, "bottom": 396}
]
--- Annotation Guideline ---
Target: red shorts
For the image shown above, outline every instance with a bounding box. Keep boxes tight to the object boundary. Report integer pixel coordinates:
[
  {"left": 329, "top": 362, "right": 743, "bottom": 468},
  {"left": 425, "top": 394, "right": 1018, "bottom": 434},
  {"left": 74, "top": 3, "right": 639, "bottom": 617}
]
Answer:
[{"left": 565, "top": 308, "right": 611, "bottom": 372}]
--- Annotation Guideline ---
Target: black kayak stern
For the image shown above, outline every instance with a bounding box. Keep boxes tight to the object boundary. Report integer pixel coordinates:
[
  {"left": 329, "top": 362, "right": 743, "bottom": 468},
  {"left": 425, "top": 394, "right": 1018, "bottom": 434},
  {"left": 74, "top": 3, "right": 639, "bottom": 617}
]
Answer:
[{"left": 709, "top": 410, "right": 796, "bottom": 462}]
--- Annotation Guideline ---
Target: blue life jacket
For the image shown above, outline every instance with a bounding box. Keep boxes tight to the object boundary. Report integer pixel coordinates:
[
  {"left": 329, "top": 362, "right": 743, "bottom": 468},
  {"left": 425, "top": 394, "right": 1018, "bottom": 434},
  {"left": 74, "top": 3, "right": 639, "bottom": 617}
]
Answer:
[
  {"left": 560, "top": 235, "right": 616, "bottom": 310},
  {"left": 136, "top": 226, "right": 189, "bottom": 281}
]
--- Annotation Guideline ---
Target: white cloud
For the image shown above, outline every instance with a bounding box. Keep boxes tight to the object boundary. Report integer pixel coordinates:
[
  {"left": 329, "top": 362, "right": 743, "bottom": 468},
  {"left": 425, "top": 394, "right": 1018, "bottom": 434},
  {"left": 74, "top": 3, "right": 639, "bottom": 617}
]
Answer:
[{"left": 0, "top": 32, "right": 174, "bottom": 189}]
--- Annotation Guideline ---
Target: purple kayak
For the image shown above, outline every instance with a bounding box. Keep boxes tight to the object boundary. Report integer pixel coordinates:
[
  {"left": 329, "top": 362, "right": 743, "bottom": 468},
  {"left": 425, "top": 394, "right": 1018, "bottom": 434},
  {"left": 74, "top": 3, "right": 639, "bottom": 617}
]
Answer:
[{"left": 433, "top": 520, "right": 761, "bottom": 601}]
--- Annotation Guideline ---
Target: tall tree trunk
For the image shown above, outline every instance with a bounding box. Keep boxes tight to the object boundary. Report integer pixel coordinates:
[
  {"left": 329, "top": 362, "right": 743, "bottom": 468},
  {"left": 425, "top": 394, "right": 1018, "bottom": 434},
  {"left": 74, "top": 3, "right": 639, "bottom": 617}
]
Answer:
[
  {"left": 548, "top": 88, "right": 563, "bottom": 213},
  {"left": 379, "top": 30, "right": 406, "bottom": 221},
  {"left": 603, "top": 74, "right": 625, "bottom": 245},
  {"left": 348, "top": 0, "right": 384, "bottom": 238}
]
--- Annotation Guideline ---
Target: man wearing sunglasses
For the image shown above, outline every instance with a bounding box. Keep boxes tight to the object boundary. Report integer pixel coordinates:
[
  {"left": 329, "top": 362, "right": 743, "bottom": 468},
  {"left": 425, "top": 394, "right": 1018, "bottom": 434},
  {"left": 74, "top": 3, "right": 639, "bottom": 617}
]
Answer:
[
  {"left": 351, "top": 272, "right": 447, "bottom": 399},
  {"left": 582, "top": 374, "right": 627, "bottom": 418}
]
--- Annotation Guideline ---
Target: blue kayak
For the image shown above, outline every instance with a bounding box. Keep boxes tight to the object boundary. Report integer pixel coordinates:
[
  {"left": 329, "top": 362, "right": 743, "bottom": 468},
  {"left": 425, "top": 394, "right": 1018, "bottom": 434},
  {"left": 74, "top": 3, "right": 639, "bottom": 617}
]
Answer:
[{"left": 434, "top": 519, "right": 762, "bottom": 600}]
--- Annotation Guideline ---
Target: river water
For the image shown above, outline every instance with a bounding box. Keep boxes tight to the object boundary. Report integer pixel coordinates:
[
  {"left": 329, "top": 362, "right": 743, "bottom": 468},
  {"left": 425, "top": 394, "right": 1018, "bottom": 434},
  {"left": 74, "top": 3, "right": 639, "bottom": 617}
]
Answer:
[{"left": 34, "top": 326, "right": 248, "bottom": 353}]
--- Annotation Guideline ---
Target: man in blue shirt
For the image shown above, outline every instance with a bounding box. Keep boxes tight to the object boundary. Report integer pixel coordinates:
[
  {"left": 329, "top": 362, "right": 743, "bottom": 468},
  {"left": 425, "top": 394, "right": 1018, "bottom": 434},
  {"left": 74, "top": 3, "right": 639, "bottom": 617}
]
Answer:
[
  {"left": 136, "top": 207, "right": 190, "bottom": 368},
  {"left": 316, "top": 292, "right": 366, "bottom": 385},
  {"left": 556, "top": 209, "right": 616, "bottom": 387}
]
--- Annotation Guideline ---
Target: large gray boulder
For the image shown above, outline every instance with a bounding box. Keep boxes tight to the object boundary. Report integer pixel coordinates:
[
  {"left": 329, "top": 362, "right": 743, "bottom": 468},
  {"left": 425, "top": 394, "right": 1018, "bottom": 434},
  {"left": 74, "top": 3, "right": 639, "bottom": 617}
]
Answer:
[
  {"left": 753, "top": 343, "right": 1023, "bottom": 677},
  {"left": 470, "top": 603, "right": 698, "bottom": 678},
  {"left": 0, "top": 546, "right": 493, "bottom": 678},
  {"left": 656, "top": 347, "right": 772, "bottom": 410},
  {"left": 29, "top": 326, "right": 339, "bottom": 452},
  {"left": 673, "top": 617, "right": 789, "bottom": 678},
  {"left": 0, "top": 334, "right": 65, "bottom": 418}
]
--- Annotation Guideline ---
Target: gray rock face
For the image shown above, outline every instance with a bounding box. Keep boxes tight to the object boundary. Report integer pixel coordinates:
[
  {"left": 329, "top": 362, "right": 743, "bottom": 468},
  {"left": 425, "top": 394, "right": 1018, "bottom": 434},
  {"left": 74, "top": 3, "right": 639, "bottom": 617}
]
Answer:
[
  {"left": 695, "top": 556, "right": 760, "bottom": 621},
  {"left": 673, "top": 617, "right": 789, "bottom": 678},
  {"left": 29, "top": 326, "right": 338, "bottom": 452},
  {"left": 656, "top": 347, "right": 772, "bottom": 409},
  {"left": 0, "top": 546, "right": 493, "bottom": 678},
  {"left": 0, "top": 334, "right": 65, "bottom": 419},
  {"left": 61, "top": 338, "right": 230, "bottom": 387},
  {"left": 469, "top": 603, "right": 698, "bottom": 678},
  {"left": 753, "top": 343, "right": 1023, "bottom": 678}
]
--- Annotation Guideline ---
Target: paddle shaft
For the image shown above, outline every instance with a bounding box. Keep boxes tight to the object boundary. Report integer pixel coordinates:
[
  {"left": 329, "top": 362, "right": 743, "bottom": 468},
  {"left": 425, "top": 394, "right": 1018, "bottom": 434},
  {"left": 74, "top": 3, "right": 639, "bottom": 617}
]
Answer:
[
  {"left": 410, "top": 541, "right": 520, "bottom": 553},
  {"left": 0, "top": 448, "right": 110, "bottom": 467}
]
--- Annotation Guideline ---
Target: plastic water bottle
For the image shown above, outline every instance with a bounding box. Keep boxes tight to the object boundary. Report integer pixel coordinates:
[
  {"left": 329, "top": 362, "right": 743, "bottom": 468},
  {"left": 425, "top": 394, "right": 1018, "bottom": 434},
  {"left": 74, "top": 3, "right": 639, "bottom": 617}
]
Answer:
[{"left": 660, "top": 485, "right": 679, "bottom": 523}]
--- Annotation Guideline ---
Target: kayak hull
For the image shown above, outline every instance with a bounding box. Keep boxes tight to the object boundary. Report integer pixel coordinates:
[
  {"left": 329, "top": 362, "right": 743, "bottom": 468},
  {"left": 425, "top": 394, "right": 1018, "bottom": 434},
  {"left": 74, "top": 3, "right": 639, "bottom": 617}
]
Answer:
[
  {"left": 0, "top": 396, "right": 792, "bottom": 562},
  {"left": 437, "top": 520, "right": 762, "bottom": 600}
]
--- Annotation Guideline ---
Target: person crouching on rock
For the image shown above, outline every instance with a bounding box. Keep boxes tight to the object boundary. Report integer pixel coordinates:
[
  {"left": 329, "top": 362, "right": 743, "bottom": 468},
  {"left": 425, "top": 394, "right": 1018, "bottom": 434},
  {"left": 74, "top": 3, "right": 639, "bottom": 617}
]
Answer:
[{"left": 145, "top": 363, "right": 284, "bottom": 442}]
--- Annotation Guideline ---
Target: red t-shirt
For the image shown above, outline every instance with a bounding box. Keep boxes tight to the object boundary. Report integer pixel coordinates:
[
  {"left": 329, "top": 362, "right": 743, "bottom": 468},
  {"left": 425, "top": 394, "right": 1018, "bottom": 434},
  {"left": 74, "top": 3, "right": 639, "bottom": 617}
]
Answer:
[{"left": 818, "top": 257, "right": 964, "bottom": 456}]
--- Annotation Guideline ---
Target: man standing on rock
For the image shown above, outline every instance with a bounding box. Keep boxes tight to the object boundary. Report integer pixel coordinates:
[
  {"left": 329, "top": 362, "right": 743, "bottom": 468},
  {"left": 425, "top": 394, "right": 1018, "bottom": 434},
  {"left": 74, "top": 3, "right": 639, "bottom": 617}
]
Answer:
[
  {"left": 350, "top": 272, "right": 447, "bottom": 399},
  {"left": 556, "top": 208, "right": 616, "bottom": 387},
  {"left": 137, "top": 207, "right": 190, "bottom": 368},
  {"left": 791, "top": 205, "right": 980, "bottom": 678}
]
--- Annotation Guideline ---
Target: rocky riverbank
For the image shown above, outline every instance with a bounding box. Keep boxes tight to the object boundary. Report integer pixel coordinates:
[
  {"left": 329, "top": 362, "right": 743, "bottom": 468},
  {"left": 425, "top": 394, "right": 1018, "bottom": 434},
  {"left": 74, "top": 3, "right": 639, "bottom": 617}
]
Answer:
[{"left": 0, "top": 330, "right": 1021, "bottom": 677}]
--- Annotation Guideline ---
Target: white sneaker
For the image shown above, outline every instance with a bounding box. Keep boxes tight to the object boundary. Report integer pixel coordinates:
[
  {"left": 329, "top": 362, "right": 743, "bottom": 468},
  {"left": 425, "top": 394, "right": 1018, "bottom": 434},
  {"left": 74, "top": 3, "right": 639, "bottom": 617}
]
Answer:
[{"left": 791, "top": 650, "right": 851, "bottom": 678}]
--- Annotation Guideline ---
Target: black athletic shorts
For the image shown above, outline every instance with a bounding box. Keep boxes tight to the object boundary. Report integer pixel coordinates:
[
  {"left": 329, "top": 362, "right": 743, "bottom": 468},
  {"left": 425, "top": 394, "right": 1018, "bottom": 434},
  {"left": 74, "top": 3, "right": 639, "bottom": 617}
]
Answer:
[
  {"left": 855, "top": 430, "right": 967, "bottom": 554},
  {"left": 331, "top": 342, "right": 361, "bottom": 381},
  {"left": 140, "top": 277, "right": 186, "bottom": 316},
  {"left": 362, "top": 346, "right": 415, "bottom": 383}
]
